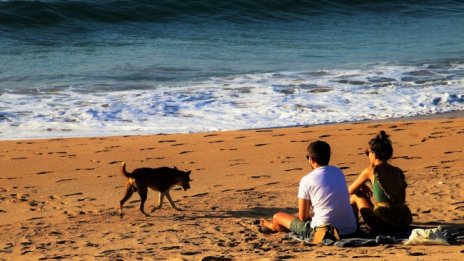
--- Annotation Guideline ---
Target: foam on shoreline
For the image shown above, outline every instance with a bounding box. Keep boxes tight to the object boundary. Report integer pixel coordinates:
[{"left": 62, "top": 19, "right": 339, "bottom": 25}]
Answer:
[{"left": 1, "top": 63, "right": 463, "bottom": 140}]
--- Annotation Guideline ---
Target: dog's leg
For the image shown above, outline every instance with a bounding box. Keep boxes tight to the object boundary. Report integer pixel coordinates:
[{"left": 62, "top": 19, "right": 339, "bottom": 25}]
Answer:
[
  {"left": 137, "top": 185, "right": 150, "bottom": 217},
  {"left": 119, "top": 182, "right": 134, "bottom": 218},
  {"left": 151, "top": 192, "right": 164, "bottom": 213},
  {"left": 165, "top": 191, "right": 182, "bottom": 211}
]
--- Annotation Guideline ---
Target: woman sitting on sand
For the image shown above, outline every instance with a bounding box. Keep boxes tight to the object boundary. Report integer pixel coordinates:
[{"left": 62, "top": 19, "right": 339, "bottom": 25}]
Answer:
[{"left": 349, "top": 131, "right": 412, "bottom": 231}]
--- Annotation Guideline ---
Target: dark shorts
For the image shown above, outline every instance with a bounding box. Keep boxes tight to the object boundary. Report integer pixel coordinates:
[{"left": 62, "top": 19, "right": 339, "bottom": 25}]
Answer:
[
  {"left": 368, "top": 202, "right": 413, "bottom": 229},
  {"left": 290, "top": 219, "right": 313, "bottom": 239}
]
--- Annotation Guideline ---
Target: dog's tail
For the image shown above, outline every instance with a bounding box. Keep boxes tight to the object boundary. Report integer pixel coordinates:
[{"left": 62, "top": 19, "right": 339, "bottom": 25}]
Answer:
[{"left": 120, "top": 161, "right": 132, "bottom": 178}]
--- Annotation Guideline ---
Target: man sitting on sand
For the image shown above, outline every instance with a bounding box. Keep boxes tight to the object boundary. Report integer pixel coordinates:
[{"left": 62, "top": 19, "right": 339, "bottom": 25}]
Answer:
[{"left": 260, "top": 140, "right": 357, "bottom": 239}]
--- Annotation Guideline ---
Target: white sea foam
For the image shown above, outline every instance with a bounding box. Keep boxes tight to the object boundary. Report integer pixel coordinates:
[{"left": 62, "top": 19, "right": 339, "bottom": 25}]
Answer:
[{"left": 0, "top": 63, "right": 463, "bottom": 140}]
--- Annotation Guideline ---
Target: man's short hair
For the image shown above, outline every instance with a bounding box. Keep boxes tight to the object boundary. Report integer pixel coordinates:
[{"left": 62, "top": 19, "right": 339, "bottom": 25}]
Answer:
[{"left": 307, "top": 140, "right": 331, "bottom": 165}]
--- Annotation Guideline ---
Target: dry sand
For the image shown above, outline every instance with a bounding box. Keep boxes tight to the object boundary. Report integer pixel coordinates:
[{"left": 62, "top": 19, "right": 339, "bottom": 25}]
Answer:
[{"left": 1, "top": 116, "right": 463, "bottom": 260}]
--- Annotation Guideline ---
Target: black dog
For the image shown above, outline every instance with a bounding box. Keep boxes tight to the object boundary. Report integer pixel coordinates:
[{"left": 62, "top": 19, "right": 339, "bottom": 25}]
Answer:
[{"left": 119, "top": 161, "right": 191, "bottom": 217}]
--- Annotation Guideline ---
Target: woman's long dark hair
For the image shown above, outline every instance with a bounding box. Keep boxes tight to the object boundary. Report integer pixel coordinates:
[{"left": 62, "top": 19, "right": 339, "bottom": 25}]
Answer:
[{"left": 369, "top": 131, "right": 393, "bottom": 161}]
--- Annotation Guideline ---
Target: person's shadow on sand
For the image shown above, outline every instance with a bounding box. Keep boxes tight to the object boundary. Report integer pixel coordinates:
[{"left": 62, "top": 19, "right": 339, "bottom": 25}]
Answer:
[{"left": 225, "top": 207, "right": 298, "bottom": 219}]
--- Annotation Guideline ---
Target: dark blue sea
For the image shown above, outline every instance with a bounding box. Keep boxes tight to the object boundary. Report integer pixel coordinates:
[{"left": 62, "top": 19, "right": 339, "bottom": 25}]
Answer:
[{"left": 1, "top": 0, "right": 463, "bottom": 139}]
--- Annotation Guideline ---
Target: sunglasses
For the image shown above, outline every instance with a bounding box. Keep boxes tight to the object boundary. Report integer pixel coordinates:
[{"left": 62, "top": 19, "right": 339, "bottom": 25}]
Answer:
[
  {"left": 306, "top": 155, "right": 311, "bottom": 160},
  {"left": 365, "top": 149, "right": 373, "bottom": 156}
]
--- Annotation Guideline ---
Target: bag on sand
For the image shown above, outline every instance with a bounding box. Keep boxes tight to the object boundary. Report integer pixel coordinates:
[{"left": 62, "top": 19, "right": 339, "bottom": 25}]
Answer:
[{"left": 310, "top": 224, "right": 341, "bottom": 245}]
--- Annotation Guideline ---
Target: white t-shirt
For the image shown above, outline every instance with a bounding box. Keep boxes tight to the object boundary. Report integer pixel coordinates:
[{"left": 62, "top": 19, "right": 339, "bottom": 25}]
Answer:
[{"left": 298, "top": 165, "right": 357, "bottom": 235}]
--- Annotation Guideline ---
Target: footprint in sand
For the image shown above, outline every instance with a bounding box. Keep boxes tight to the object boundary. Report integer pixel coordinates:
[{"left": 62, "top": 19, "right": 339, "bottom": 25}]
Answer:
[
  {"left": 318, "top": 134, "right": 331, "bottom": 138},
  {"left": 255, "top": 129, "right": 273, "bottom": 133},
  {"left": 236, "top": 188, "right": 255, "bottom": 192},
  {"left": 11, "top": 157, "right": 27, "bottom": 160},
  {"left": 209, "top": 140, "right": 224, "bottom": 143},
  {"left": 254, "top": 143, "right": 268, "bottom": 147},
  {"left": 36, "top": 171, "right": 53, "bottom": 175},
  {"left": 77, "top": 197, "right": 96, "bottom": 202},
  {"left": 64, "top": 192, "right": 84, "bottom": 197},
  {"left": 290, "top": 139, "right": 310, "bottom": 143},
  {"left": 75, "top": 168, "right": 95, "bottom": 171},
  {"left": 140, "top": 147, "right": 156, "bottom": 150},
  {"left": 440, "top": 160, "right": 455, "bottom": 164},
  {"left": 56, "top": 178, "right": 75, "bottom": 183},
  {"left": 284, "top": 168, "right": 303, "bottom": 172},
  {"left": 250, "top": 175, "right": 271, "bottom": 179},
  {"left": 264, "top": 182, "right": 279, "bottom": 186},
  {"left": 230, "top": 161, "right": 247, "bottom": 166},
  {"left": 158, "top": 139, "right": 177, "bottom": 143},
  {"left": 444, "top": 150, "right": 462, "bottom": 154},
  {"left": 392, "top": 156, "right": 422, "bottom": 160},
  {"left": 204, "top": 134, "right": 218, "bottom": 137},
  {"left": 95, "top": 149, "right": 110, "bottom": 153},
  {"left": 150, "top": 157, "right": 166, "bottom": 160},
  {"left": 191, "top": 192, "right": 209, "bottom": 197},
  {"left": 108, "top": 161, "right": 121, "bottom": 164},
  {"left": 161, "top": 246, "right": 181, "bottom": 250},
  {"left": 179, "top": 151, "right": 193, "bottom": 154}
]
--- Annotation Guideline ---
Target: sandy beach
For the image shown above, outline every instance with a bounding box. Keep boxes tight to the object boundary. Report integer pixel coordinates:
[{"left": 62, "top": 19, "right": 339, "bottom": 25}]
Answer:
[{"left": 1, "top": 115, "right": 463, "bottom": 260}]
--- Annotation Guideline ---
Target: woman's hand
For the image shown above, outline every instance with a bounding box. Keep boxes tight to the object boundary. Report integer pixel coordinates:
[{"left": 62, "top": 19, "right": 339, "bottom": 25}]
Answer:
[{"left": 355, "top": 183, "right": 372, "bottom": 199}]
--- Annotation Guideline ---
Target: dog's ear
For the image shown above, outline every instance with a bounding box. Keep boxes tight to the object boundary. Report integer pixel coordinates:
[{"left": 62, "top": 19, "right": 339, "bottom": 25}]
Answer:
[
  {"left": 186, "top": 170, "right": 191, "bottom": 175},
  {"left": 174, "top": 166, "right": 178, "bottom": 170}
]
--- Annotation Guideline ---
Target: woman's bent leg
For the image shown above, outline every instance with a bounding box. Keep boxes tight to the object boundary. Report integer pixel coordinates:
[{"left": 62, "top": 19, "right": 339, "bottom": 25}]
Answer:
[{"left": 350, "top": 194, "right": 374, "bottom": 213}]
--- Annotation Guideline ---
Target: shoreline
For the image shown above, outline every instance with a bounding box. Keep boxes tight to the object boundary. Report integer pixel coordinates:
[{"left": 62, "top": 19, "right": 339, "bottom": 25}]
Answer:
[{"left": 1, "top": 110, "right": 463, "bottom": 142}]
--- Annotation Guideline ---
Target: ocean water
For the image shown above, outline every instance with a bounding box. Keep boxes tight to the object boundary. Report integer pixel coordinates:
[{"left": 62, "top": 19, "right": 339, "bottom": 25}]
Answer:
[{"left": 1, "top": 0, "right": 463, "bottom": 140}]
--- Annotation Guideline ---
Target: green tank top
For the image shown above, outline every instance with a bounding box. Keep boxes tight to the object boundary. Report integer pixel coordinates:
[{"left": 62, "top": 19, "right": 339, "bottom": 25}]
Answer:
[
  {"left": 372, "top": 163, "right": 407, "bottom": 203},
  {"left": 373, "top": 177, "right": 391, "bottom": 203}
]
